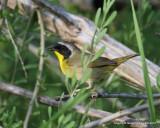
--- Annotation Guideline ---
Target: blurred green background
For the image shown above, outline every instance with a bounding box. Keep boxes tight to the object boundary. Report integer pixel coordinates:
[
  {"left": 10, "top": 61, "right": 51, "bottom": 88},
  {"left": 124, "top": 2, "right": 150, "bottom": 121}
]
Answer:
[{"left": 0, "top": 0, "right": 160, "bottom": 127}]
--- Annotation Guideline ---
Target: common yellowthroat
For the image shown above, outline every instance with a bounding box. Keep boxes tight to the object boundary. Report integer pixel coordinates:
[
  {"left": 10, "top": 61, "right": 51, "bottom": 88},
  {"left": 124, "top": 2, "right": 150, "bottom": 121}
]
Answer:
[{"left": 48, "top": 42, "right": 137, "bottom": 88}]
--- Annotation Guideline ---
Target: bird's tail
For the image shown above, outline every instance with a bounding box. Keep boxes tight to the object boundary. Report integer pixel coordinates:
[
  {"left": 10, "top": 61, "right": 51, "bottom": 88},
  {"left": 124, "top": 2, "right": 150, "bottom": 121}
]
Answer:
[{"left": 112, "top": 54, "right": 138, "bottom": 65}]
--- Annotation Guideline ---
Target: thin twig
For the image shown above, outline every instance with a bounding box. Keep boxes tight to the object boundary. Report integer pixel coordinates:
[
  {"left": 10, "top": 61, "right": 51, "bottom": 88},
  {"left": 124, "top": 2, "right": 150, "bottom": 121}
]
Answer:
[
  {"left": 23, "top": 10, "right": 45, "bottom": 128},
  {"left": 54, "top": 92, "right": 160, "bottom": 101},
  {"left": 96, "top": 92, "right": 160, "bottom": 99},
  {"left": 5, "top": 19, "right": 28, "bottom": 79},
  {"left": 81, "top": 99, "right": 160, "bottom": 128}
]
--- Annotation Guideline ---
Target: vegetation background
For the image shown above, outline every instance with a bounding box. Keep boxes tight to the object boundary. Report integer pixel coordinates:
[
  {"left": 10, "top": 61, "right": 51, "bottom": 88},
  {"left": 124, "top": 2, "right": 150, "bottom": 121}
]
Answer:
[{"left": 0, "top": 0, "right": 160, "bottom": 128}]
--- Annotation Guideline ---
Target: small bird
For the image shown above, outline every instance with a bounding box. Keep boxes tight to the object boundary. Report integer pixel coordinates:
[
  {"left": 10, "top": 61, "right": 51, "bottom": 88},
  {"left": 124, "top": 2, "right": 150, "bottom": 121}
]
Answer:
[{"left": 48, "top": 42, "right": 137, "bottom": 88}]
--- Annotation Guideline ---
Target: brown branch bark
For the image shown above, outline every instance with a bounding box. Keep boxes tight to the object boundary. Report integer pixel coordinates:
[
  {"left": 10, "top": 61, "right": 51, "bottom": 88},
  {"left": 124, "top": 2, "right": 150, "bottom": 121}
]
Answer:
[
  {"left": 2, "top": 0, "right": 160, "bottom": 90},
  {"left": 0, "top": 82, "right": 148, "bottom": 128}
]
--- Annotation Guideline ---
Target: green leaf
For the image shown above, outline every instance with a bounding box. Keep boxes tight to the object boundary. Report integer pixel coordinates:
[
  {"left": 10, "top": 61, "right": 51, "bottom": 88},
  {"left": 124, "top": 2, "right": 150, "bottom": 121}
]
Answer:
[
  {"left": 94, "top": 28, "right": 107, "bottom": 45},
  {"left": 65, "top": 121, "right": 75, "bottom": 128},
  {"left": 103, "top": 11, "right": 117, "bottom": 28},
  {"left": 58, "top": 115, "right": 64, "bottom": 125},
  {"left": 63, "top": 114, "right": 72, "bottom": 124},
  {"left": 94, "top": 8, "right": 101, "bottom": 26},
  {"left": 24, "top": 64, "right": 37, "bottom": 69},
  {"left": 14, "top": 79, "right": 27, "bottom": 84},
  {"left": 156, "top": 74, "right": 160, "bottom": 91},
  {"left": 48, "top": 107, "right": 52, "bottom": 119},
  {"left": 130, "top": 0, "right": 156, "bottom": 122},
  {"left": 52, "top": 89, "right": 88, "bottom": 120},
  {"left": 12, "top": 121, "right": 23, "bottom": 128},
  {"left": 80, "top": 68, "right": 91, "bottom": 84},
  {"left": 101, "top": 0, "right": 115, "bottom": 26},
  {"left": 65, "top": 76, "right": 72, "bottom": 94},
  {"left": 9, "top": 107, "right": 16, "bottom": 123},
  {"left": 71, "top": 68, "right": 78, "bottom": 89},
  {"left": 92, "top": 46, "right": 106, "bottom": 61},
  {"left": 58, "top": 114, "right": 64, "bottom": 125},
  {"left": 32, "top": 111, "right": 40, "bottom": 116},
  {"left": 103, "top": 0, "right": 107, "bottom": 13}
]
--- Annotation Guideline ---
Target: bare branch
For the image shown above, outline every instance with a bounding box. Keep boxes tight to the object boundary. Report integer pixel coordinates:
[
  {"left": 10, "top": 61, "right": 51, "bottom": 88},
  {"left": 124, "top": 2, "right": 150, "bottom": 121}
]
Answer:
[
  {"left": 54, "top": 92, "right": 160, "bottom": 101},
  {"left": 23, "top": 10, "right": 45, "bottom": 128},
  {"left": 96, "top": 92, "right": 160, "bottom": 99}
]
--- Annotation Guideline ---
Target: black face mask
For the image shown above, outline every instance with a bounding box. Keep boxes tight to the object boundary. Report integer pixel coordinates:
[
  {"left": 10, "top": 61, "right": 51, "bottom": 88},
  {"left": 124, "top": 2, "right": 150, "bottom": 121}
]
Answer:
[{"left": 49, "top": 43, "right": 72, "bottom": 59}]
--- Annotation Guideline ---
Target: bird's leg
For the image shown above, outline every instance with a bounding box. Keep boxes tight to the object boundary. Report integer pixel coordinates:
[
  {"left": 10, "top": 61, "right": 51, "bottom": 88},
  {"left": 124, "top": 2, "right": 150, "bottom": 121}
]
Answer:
[
  {"left": 71, "top": 88, "right": 81, "bottom": 97},
  {"left": 86, "top": 80, "right": 92, "bottom": 89},
  {"left": 71, "top": 81, "right": 92, "bottom": 97},
  {"left": 71, "top": 81, "right": 98, "bottom": 98},
  {"left": 86, "top": 80, "right": 98, "bottom": 99}
]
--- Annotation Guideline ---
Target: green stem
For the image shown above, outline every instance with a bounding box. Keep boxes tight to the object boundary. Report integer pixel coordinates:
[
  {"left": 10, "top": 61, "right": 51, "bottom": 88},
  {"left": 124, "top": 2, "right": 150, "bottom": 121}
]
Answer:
[{"left": 130, "top": 0, "right": 156, "bottom": 122}]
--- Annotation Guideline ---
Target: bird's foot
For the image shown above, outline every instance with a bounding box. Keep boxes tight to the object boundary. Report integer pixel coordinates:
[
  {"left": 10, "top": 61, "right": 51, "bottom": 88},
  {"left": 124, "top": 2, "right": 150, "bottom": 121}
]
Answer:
[{"left": 91, "top": 91, "right": 98, "bottom": 99}]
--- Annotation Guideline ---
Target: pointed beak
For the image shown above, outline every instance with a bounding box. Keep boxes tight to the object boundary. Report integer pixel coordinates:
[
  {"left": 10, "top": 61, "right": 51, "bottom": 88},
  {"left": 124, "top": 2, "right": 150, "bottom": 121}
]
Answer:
[{"left": 47, "top": 45, "right": 55, "bottom": 51}]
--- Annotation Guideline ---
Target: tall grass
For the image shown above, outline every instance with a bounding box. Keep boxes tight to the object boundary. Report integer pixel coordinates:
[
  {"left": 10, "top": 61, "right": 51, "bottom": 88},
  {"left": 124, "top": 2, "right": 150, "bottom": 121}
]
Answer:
[{"left": 130, "top": 0, "right": 156, "bottom": 122}]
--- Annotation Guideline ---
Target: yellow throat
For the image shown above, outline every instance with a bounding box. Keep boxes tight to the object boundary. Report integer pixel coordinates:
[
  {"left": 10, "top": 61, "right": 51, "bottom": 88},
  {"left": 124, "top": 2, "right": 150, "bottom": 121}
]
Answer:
[{"left": 54, "top": 51, "right": 71, "bottom": 76}]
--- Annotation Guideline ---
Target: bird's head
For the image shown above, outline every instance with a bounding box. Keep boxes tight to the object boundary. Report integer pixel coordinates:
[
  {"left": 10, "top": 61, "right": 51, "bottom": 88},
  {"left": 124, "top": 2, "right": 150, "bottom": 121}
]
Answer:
[{"left": 48, "top": 42, "right": 75, "bottom": 61}]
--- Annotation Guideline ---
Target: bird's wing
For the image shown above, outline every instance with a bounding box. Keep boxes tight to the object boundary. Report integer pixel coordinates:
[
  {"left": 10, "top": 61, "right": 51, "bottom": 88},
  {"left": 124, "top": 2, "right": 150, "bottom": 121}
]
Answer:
[
  {"left": 88, "top": 54, "right": 137, "bottom": 68},
  {"left": 88, "top": 57, "right": 117, "bottom": 68}
]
